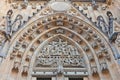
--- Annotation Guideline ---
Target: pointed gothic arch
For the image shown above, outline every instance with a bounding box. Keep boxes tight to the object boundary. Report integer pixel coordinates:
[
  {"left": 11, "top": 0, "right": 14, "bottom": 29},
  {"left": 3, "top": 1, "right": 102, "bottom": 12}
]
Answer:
[{"left": 2, "top": 13, "right": 117, "bottom": 80}]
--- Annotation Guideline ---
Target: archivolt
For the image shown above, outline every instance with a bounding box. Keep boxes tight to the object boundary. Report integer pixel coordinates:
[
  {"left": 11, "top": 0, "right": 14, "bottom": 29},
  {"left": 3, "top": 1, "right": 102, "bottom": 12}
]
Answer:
[{"left": 7, "top": 13, "right": 114, "bottom": 79}]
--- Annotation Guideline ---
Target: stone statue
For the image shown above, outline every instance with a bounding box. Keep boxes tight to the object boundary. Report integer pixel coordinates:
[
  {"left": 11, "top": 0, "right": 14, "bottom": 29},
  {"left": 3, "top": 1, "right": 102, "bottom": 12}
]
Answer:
[
  {"left": 107, "top": 11, "right": 114, "bottom": 36},
  {"left": 97, "top": 14, "right": 119, "bottom": 43},
  {"left": 97, "top": 15, "right": 108, "bottom": 35},
  {"left": 11, "top": 14, "right": 23, "bottom": 33},
  {"left": 6, "top": 10, "right": 23, "bottom": 37},
  {"left": 6, "top": 9, "right": 13, "bottom": 36},
  {"left": 109, "top": 32, "right": 119, "bottom": 43},
  {"left": 106, "top": 11, "right": 120, "bottom": 43}
]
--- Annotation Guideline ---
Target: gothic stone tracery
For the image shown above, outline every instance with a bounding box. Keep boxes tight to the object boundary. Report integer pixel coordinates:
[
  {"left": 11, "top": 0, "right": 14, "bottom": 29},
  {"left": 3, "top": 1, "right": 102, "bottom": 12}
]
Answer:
[{"left": 0, "top": 0, "right": 120, "bottom": 80}]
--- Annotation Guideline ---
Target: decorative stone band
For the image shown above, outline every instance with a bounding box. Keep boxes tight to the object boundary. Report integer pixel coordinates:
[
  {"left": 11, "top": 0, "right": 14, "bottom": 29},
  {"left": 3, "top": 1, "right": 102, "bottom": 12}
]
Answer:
[{"left": 32, "top": 68, "right": 88, "bottom": 77}]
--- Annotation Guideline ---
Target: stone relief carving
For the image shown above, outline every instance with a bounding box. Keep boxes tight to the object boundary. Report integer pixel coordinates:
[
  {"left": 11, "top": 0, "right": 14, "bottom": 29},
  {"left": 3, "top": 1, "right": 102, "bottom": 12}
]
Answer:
[
  {"left": 97, "top": 13, "right": 120, "bottom": 43},
  {"left": 100, "top": 63, "right": 108, "bottom": 72},
  {"left": 0, "top": 31, "right": 9, "bottom": 57},
  {"left": 6, "top": 10, "right": 23, "bottom": 37},
  {"left": 57, "top": 63, "right": 64, "bottom": 74},
  {"left": 109, "top": 32, "right": 119, "bottom": 43},
  {"left": 107, "top": 11, "right": 114, "bottom": 36},
  {"left": 36, "top": 38, "right": 85, "bottom": 68},
  {"left": 91, "top": 66, "right": 98, "bottom": 76},
  {"left": 97, "top": 16, "right": 108, "bottom": 35},
  {"left": 91, "top": 0, "right": 98, "bottom": 10},
  {"left": 106, "top": 11, "right": 120, "bottom": 43},
  {"left": 12, "top": 14, "right": 23, "bottom": 32},
  {"left": 56, "top": 20, "right": 64, "bottom": 26},
  {"left": 6, "top": 9, "right": 13, "bottom": 36},
  {"left": 56, "top": 29, "right": 65, "bottom": 34}
]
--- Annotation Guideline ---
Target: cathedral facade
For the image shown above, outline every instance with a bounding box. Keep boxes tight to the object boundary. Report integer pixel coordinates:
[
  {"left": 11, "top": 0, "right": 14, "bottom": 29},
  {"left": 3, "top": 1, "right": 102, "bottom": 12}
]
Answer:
[{"left": 0, "top": 0, "right": 120, "bottom": 80}]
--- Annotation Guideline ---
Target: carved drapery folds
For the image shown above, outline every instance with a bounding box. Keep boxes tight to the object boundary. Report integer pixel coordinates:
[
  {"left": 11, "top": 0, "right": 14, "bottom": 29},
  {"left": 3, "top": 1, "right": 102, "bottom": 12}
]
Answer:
[
  {"left": 97, "top": 16, "right": 108, "bottom": 35},
  {"left": 109, "top": 32, "right": 119, "bottom": 43},
  {"left": 6, "top": 10, "right": 23, "bottom": 40},
  {"left": 35, "top": 38, "right": 85, "bottom": 68},
  {"left": 56, "top": 20, "right": 64, "bottom": 26}
]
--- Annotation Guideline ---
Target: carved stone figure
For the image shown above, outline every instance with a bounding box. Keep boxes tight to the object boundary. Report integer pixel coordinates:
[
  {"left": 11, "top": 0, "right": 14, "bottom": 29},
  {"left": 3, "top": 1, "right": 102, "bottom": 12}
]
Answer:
[
  {"left": 97, "top": 15, "right": 108, "bottom": 35},
  {"left": 6, "top": 10, "right": 23, "bottom": 37},
  {"left": 91, "top": 0, "right": 98, "bottom": 10},
  {"left": 109, "top": 32, "right": 119, "bottom": 43},
  {"left": 36, "top": 38, "right": 85, "bottom": 68},
  {"left": 107, "top": 11, "right": 114, "bottom": 36},
  {"left": 91, "top": 66, "right": 98, "bottom": 76},
  {"left": 11, "top": 14, "right": 23, "bottom": 33},
  {"left": 6, "top": 9, "right": 13, "bottom": 36}
]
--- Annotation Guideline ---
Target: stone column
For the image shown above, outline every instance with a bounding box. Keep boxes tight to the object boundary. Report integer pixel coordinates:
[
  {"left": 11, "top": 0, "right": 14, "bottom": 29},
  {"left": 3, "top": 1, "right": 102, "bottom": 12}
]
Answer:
[
  {"left": 84, "top": 77, "right": 88, "bottom": 80},
  {"left": 32, "top": 77, "right": 36, "bottom": 80},
  {"left": 56, "top": 73, "right": 65, "bottom": 80},
  {"left": 64, "top": 77, "right": 69, "bottom": 80},
  {"left": 52, "top": 77, "right": 56, "bottom": 80}
]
